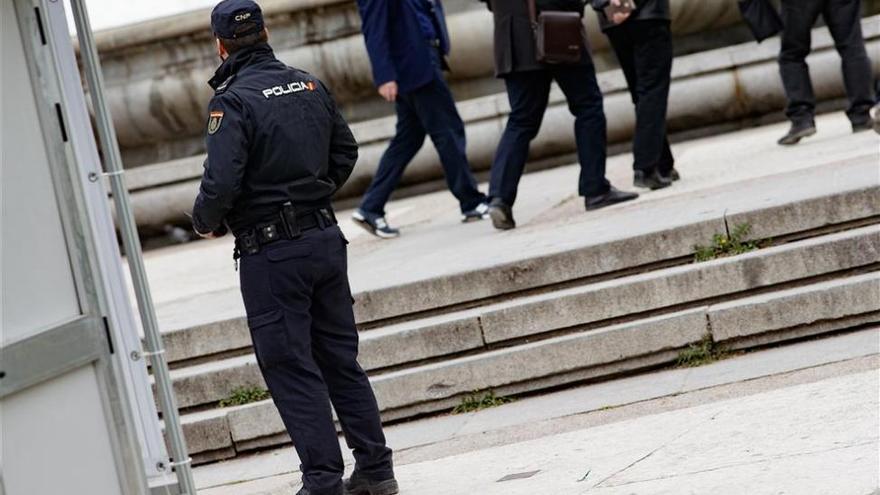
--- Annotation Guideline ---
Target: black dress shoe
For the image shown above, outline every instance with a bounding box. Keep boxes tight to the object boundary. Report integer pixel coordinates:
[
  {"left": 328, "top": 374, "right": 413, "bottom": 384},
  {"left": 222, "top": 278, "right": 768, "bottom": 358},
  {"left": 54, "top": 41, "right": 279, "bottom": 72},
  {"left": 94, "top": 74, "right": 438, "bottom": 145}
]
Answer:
[
  {"left": 633, "top": 170, "right": 672, "bottom": 190},
  {"left": 777, "top": 121, "right": 817, "bottom": 145},
  {"left": 344, "top": 472, "right": 399, "bottom": 495},
  {"left": 661, "top": 168, "right": 680, "bottom": 182},
  {"left": 584, "top": 186, "right": 639, "bottom": 211},
  {"left": 488, "top": 198, "right": 516, "bottom": 230},
  {"left": 852, "top": 120, "right": 873, "bottom": 133},
  {"left": 297, "top": 487, "right": 343, "bottom": 495}
]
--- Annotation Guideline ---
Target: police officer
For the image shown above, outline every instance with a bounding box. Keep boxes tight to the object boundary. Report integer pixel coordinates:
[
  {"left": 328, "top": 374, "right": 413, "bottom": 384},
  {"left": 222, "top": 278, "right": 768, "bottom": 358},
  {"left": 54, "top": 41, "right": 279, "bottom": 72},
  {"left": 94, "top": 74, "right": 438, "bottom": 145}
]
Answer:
[{"left": 192, "top": 2, "right": 397, "bottom": 494}]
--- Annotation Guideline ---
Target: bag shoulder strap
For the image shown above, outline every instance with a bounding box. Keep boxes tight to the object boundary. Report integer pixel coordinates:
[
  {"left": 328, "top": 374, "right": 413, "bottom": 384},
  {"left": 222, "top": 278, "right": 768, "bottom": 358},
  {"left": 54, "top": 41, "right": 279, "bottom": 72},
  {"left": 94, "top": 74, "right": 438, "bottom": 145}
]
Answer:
[{"left": 526, "top": 0, "right": 537, "bottom": 24}]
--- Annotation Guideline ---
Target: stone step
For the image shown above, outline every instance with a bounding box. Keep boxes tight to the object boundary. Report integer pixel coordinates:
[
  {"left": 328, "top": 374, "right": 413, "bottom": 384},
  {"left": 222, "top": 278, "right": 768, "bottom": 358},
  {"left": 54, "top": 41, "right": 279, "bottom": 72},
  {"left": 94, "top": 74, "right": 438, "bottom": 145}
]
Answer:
[
  {"left": 180, "top": 270, "right": 879, "bottom": 463},
  {"left": 166, "top": 226, "right": 878, "bottom": 410},
  {"left": 159, "top": 180, "right": 880, "bottom": 367}
]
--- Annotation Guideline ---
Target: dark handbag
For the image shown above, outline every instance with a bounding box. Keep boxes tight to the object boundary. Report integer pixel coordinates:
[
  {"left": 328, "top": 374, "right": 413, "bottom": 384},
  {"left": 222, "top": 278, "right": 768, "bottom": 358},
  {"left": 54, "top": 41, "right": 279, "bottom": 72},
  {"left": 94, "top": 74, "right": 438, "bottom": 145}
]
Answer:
[
  {"left": 738, "top": 0, "right": 783, "bottom": 43},
  {"left": 526, "top": 0, "right": 586, "bottom": 65}
]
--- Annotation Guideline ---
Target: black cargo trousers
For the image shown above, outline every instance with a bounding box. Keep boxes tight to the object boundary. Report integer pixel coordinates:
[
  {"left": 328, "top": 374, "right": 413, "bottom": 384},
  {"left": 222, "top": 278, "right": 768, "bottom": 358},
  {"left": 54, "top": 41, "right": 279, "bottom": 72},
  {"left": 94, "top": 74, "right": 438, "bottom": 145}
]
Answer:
[{"left": 239, "top": 224, "right": 393, "bottom": 495}]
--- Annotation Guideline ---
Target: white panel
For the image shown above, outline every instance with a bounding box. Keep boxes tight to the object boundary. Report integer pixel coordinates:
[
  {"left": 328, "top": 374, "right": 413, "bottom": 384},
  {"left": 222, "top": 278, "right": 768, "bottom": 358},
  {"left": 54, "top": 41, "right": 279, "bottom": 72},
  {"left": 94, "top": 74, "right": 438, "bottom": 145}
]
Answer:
[
  {"left": 1, "top": 364, "right": 124, "bottom": 495},
  {"left": 1, "top": 0, "right": 81, "bottom": 343},
  {"left": 43, "top": 0, "right": 173, "bottom": 480}
]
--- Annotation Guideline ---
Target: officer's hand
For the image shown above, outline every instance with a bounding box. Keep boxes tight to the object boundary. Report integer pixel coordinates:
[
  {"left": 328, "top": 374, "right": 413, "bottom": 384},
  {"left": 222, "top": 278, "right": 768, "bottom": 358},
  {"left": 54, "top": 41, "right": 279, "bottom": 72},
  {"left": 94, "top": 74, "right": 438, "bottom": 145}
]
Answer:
[
  {"left": 378, "top": 81, "right": 398, "bottom": 102},
  {"left": 195, "top": 229, "right": 218, "bottom": 240}
]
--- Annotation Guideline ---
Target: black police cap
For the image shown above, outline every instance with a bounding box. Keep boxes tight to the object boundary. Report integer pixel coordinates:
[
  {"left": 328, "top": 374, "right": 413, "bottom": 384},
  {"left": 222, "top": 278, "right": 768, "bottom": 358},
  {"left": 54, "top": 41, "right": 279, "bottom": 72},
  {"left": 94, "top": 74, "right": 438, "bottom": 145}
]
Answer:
[{"left": 211, "top": 0, "right": 265, "bottom": 39}]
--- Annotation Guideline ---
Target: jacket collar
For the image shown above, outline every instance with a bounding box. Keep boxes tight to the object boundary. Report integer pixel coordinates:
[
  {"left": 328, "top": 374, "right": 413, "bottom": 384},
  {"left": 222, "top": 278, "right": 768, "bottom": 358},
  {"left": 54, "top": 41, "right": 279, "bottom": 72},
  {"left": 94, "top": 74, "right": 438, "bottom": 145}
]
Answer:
[{"left": 208, "top": 43, "right": 275, "bottom": 90}]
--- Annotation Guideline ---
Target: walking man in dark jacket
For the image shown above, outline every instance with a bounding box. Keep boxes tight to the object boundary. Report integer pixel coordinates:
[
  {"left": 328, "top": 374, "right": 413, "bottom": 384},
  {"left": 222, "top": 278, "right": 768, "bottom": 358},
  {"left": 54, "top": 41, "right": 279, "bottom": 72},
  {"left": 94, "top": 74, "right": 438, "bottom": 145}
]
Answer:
[
  {"left": 774, "top": 0, "right": 875, "bottom": 145},
  {"left": 352, "top": 0, "right": 489, "bottom": 238},
  {"left": 192, "top": 2, "right": 397, "bottom": 494},
  {"left": 481, "top": 0, "right": 638, "bottom": 231},
  {"left": 592, "top": 0, "right": 679, "bottom": 190}
]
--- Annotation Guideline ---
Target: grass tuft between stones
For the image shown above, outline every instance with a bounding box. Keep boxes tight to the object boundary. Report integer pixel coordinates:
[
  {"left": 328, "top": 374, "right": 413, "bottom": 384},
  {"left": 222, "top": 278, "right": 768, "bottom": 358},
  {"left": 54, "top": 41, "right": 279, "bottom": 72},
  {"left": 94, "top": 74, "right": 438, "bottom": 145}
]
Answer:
[
  {"left": 452, "top": 390, "right": 515, "bottom": 414},
  {"left": 676, "top": 334, "right": 729, "bottom": 368},
  {"left": 693, "top": 222, "right": 762, "bottom": 262},
  {"left": 218, "top": 386, "right": 271, "bottom": 408}
]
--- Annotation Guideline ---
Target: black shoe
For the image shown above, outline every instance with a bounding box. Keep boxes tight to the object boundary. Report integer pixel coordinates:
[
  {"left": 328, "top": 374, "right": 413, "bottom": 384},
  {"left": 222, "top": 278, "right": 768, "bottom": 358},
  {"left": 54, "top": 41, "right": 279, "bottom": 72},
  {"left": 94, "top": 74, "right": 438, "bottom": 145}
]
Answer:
[
  {"left": 660, "top": 168, "right": 680, "bottom": 182},
  {"left": 852, "top": 120, "right": 873, "bottom": 133},
  {"left": 585, "top": 186, "right": 639, "bottom": 211},
  {"left": 462, "top": 202, "right": 490, "bottom": 223},
  {"left": 344, "top": 472, "right": 399, "bottom": 495},
  {"left": 352, "top": 209, "right": 400, "bottom": 239},
  {"left": 488, "top": 198, "right": 515, "bottom": 230},
  {"left": 297, "top": 488, "right": 343, "bottom": 495},
  {"left": 633, "top": 170, "right": 672, "bottom": 190},
  {"left": 777, "top": 121, "right": 817, "bottom": 145}
]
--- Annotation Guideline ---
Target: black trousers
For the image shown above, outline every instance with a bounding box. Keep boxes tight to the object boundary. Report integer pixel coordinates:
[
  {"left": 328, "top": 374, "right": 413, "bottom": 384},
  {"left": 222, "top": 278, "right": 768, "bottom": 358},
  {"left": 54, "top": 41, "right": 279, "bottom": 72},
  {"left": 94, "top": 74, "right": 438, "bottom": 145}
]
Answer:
[
  {"left": 239, "top": 225, "right": 393, "bottom": 495},
  {"left": 489, "top": 63, "right": 610, "bottom": 206},
  {"left": 359, "top": 49, "right": 485, "bottom": 216},
  {"left": 606, "top": 19, "right": 675, "bottom": 174},
  {"left": 779, "top": 0, "right": 874, "bottom": 124}
]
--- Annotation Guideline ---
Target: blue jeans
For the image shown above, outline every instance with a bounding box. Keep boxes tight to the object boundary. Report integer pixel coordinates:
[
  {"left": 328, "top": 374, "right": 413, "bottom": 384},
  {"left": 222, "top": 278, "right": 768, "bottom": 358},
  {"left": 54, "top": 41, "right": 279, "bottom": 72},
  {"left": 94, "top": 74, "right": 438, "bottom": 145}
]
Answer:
[
  {"left": 490, "top": 64, "right": 610, "bottom": 206},
  {"left": 359, "top": 51, "right": 486, "bottom": 215}
]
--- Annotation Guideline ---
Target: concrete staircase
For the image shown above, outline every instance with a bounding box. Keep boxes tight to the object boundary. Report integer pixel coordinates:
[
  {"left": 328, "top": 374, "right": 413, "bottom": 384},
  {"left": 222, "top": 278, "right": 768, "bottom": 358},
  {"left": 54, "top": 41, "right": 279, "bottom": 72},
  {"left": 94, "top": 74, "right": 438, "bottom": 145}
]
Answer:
[{"left": 143, "top": 115, "right": 880, "bottom": 464}]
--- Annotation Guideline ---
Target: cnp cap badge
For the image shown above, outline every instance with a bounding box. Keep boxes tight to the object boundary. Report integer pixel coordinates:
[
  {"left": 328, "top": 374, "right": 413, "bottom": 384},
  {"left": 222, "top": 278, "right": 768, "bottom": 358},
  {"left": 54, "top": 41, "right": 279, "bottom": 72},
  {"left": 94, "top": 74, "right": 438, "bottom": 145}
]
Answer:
[{"left": 207, "top": 110, "right": 224, "bottom": 135}]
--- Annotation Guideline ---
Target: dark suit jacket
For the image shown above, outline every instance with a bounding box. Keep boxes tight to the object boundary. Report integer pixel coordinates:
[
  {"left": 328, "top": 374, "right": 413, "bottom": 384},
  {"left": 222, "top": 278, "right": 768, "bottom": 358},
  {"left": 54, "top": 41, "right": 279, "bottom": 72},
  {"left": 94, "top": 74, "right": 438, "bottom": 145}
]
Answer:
[
  {"left": 481, "top": 0, "right": 590, "bottom": 78},
  {"left": 356, "top": 0, "right": 451, "bottom": 93}
]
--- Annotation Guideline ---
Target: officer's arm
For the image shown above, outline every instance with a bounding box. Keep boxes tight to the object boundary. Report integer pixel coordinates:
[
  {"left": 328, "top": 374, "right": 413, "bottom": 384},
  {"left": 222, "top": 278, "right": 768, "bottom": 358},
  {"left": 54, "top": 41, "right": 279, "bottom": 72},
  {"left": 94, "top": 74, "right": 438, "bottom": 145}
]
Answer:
[
  {"left": 356, "top": 0, "right": 398, "bottom": 87},
  {"left": 321, "top": 82, "right": 359, "bottom": 189},
  {"left": 192, "top": 93, "right": 250, "bottom": 235}
]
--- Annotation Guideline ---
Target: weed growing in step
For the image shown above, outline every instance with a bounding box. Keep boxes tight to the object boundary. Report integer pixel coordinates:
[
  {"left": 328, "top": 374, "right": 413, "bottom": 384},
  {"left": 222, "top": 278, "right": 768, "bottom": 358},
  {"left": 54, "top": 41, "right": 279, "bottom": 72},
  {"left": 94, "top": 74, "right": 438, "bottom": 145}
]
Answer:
[
  {"left": 676, "top": 334, "right": 728, "bottom": 368},
  {"left": 452, "top": 390, "right": 514, "bottom": 414},
  {"left": 218, "top": 386, "right": 271, "bottom": 408},
  {"left": 694, "top": 222, "right": 761, "bottom": 262}
]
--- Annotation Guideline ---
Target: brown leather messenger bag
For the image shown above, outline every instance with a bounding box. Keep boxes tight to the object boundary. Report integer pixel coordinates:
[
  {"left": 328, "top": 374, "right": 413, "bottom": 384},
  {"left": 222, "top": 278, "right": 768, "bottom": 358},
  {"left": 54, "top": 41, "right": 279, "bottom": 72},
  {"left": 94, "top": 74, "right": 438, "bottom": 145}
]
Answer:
[{"left": 525, "top": 0, "right": 586, "bottom": 64}]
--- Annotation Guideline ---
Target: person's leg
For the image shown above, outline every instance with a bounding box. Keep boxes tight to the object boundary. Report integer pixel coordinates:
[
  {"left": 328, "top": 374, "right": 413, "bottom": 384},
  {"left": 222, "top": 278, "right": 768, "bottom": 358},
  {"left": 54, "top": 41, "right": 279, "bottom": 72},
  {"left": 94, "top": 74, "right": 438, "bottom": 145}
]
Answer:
[
  {"left": 823, "top": 0, "right": 874, "bottom": 125},
  {"left": 627, "top": 20, "right": 674, "bottom": 175},
  {"left": 552, "top": 64, "right": 610, "bottom": 198},
  {"left": 239, "top": 240, "right": 344, "bottom": 495},
  {"left": 657, "top": 137, "right": 676, "bottom": 176},
  {"left": 606, "top": 23, "right": 640, "bottom": 108},
  {"left": 358, "top": 96, "right": 426, "bottom": 216},
  {"left": 778, "top": 0, "right": 824, "bottom": 125},
  {"left": 488, "top": 71, "right": 552, "bottom": 206},
  {"left": 408, "top": 75, "right": 486, "bottom": 213},
  {"left": 310, "top": 227, "right": 394, "bottom": 482}
]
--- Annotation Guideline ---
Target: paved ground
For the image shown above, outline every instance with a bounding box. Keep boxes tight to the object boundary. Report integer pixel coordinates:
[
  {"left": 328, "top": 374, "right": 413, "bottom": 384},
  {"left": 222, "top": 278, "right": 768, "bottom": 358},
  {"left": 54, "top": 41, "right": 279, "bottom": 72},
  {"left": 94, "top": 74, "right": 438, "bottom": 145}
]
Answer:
[
  {"left": 196, "top": 328, "right": 880, "bottom": 494},
  {"left": 395, "top": 366, "right": 879, "bottom": 495},
  {"left": 136, "top": 111, "right": 879, "bottom": 334}
]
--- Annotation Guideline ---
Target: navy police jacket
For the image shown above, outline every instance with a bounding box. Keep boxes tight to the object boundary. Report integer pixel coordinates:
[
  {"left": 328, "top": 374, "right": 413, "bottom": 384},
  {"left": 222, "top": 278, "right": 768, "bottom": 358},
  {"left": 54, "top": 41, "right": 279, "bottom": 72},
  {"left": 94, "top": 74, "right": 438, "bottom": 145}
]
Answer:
[
  {"left": 192, "top": 43, "right": 358, "bottom": 236},
  {"left": 356, "top": 0, "right": 451, "bottom": 93}
]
